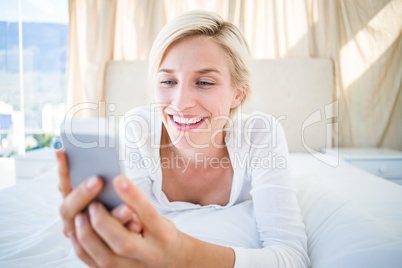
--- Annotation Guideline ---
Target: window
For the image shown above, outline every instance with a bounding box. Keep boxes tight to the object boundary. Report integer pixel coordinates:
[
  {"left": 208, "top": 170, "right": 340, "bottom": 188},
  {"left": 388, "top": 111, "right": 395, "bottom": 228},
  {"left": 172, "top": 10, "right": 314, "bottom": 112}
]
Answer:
[{"left": 0, "top": 0, "right": 69, "bottom": 156}]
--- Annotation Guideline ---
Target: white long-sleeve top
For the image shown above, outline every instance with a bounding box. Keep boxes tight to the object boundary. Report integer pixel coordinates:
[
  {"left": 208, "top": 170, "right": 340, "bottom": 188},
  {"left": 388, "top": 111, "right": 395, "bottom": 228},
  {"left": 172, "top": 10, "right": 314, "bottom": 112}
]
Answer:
[{"left": 119, "top": 106, "right": 310, "bottom": 267}]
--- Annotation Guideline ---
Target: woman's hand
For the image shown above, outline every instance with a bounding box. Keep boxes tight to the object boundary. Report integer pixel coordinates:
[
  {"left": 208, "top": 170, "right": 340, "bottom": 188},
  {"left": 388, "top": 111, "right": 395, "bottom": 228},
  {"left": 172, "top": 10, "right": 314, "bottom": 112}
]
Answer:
[
  {"left": 71, "top": 175, "right": 189, "bottom": 268},
  {"left": 57, "top": 151, "right": 234, "bottom": 267},
  {"left": 56, "top": 150, "right": 142, "bottom": 237}
]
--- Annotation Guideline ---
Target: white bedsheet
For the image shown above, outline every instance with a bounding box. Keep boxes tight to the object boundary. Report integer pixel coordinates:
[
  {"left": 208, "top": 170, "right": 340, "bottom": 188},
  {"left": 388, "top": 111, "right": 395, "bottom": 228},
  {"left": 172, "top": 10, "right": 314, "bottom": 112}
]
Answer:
[{"left": 1, "top": 153, "right": 401, "bottom": 268}]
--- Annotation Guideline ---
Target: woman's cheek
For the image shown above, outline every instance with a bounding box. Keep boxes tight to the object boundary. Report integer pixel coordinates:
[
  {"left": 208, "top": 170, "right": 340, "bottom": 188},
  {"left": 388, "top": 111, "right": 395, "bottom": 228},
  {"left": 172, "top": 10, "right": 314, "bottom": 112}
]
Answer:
[{"left": 155, "top": 88, "right": 170, "bottom": 103}]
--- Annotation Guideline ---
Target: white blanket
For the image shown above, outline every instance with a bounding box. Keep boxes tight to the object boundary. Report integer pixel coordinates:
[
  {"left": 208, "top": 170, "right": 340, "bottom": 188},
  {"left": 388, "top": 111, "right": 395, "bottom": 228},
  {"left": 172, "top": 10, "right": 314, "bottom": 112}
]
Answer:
[{"left": 1, "top": 153, "right": 401, "bottom": 267}]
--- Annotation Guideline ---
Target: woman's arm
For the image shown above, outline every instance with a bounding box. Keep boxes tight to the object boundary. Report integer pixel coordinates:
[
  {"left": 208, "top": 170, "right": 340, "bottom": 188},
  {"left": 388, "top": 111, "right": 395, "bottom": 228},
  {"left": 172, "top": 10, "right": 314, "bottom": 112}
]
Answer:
[
  {"left": 181, "top": 233, "right": 235, "bottom": 268},
  {"left": 233, "top": 114, "right": 310, "bottom": 267}
]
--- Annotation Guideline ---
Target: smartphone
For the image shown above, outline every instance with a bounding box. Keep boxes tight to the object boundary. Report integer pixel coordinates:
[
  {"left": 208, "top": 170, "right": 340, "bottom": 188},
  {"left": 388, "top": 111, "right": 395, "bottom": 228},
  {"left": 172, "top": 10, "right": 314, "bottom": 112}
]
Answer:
[{"left": 60, "top": 118, "right": 124, "bottom": 210}]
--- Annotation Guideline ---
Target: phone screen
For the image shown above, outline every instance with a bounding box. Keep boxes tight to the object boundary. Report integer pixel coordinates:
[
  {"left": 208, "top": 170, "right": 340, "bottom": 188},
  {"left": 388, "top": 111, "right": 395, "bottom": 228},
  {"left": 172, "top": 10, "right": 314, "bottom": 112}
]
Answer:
[{"left": 60, "top": 118, "right": 124, "bottom": 210}]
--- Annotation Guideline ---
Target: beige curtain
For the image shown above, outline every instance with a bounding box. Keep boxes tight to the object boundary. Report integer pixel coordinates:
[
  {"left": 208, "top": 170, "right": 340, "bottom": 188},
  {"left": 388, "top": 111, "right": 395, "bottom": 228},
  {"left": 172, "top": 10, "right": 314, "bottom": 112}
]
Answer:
[
  {"left": 67, "top": 0, "right": 116, "bottom": 117},
  {"left": 67, "top": 0, "right": 402, "bottom": 150}
]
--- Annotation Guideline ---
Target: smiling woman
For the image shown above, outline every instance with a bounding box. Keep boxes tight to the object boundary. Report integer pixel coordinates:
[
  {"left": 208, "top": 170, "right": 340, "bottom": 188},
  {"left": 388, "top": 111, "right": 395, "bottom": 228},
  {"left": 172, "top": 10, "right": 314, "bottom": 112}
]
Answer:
[{"left": 57, "top": 10, "right": 310, "bottom": 268}]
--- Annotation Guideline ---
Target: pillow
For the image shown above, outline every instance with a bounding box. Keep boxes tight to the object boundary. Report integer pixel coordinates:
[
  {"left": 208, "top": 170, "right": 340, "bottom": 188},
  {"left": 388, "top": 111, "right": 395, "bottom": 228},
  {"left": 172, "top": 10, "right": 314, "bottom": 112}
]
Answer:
[{"left": 291, "top": 154, "right": 402, "bottom": 268}]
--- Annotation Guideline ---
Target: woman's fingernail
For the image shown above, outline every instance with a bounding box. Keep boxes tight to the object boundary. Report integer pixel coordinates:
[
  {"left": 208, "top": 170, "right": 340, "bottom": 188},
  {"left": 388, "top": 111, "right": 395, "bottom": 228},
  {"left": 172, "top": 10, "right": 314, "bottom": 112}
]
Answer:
[
  {"left": 67, "top": 230, "right": 75, "bottom": 238},
  {"left": 89, "top": 203, "right": 98, "bottom": 216},
  {"left": 117, "top": 205, "right": 130, "bottom": 218},
  {"left": 117, "top": 178, "right": 128, "bottom": 190},
  {"left": 75, "top": 214, "right": 85, "bottom": 227},
  {"left": 86, "top": 176, "right": 98, "bottom": 190},
  {"left": 127, "top": 221, "right": 139, "bottom": 231}
]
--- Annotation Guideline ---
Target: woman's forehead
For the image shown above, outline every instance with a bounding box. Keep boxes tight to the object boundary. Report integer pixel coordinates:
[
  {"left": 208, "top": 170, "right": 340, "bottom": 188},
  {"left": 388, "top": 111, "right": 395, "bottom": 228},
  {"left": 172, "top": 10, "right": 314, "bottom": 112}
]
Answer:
[{"left": 159, "top": 36, "right": 231, "bottom": 75}]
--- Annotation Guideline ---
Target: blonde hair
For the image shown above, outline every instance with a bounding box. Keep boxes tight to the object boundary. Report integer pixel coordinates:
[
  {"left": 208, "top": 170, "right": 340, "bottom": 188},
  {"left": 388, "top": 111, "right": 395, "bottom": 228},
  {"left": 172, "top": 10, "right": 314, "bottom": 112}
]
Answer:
[{"left": 149, "top": 10, "right": 252, "bottom": 113}]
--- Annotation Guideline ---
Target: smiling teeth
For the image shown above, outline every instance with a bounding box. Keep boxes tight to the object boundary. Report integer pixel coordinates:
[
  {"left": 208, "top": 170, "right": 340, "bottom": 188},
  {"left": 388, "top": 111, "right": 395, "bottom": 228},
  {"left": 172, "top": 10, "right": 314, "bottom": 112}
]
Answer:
[{"left": 173, "top": 116, "right": 205, "bottom": 125}]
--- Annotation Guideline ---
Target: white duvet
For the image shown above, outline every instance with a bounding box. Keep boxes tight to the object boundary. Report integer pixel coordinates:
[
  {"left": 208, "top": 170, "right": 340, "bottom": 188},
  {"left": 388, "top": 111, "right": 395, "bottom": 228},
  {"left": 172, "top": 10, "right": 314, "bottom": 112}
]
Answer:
[{"left": 1, "top": 153, "right": 401, "bottom": 268}]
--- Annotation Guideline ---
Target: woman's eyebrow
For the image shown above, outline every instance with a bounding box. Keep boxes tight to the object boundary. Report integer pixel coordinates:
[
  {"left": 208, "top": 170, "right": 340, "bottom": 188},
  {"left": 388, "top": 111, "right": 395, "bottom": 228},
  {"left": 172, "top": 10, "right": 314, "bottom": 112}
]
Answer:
[
  {"left": 157, "top": 68, "right": 222, "bottom": 75},
  {"left": 196, "top": 68, "right": 221, "bottom": 75},
  {"left": 158, "top": 68, "right": 174, "bottom": 73}
]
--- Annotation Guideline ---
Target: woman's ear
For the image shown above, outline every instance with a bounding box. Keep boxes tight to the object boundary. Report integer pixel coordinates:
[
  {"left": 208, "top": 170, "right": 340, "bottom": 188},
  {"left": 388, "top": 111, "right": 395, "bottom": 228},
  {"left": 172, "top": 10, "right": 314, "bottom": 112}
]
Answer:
[{"left": 230, "top": 88, "right": 245, "bottom": 108}]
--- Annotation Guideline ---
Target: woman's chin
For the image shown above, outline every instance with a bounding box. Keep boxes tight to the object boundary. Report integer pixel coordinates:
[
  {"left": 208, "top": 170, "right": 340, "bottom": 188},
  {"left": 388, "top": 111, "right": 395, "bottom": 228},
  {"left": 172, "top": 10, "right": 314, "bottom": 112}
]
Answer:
[{"left": 171, "top": 137, "right": 209, "bottom": 150}]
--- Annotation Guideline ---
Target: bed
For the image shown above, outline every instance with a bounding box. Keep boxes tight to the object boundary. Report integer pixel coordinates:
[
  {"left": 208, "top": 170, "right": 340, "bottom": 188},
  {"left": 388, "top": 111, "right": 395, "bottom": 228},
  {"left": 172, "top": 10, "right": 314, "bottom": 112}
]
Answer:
[
  {"left": 1, "top": 153, "right": 401, "bottom": 267},
  {"left": 1, "top": 59, "right": 401, "bottom": 267}
]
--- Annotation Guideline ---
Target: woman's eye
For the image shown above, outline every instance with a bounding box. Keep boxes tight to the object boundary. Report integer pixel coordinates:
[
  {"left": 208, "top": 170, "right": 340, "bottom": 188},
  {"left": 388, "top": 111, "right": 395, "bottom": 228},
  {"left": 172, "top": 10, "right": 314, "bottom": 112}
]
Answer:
[
  {"left": 160, "top": 80, "right": 177, "bottom": 85},
  {"left": 197, "top": 81, "right": 214, "bottom": 86}
]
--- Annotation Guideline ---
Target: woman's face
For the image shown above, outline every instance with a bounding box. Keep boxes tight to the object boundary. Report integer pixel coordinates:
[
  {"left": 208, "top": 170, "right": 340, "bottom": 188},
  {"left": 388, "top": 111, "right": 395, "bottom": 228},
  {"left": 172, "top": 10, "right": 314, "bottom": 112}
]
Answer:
[{"left": 155, "top": 35, "right": 242, "bottom": 150}]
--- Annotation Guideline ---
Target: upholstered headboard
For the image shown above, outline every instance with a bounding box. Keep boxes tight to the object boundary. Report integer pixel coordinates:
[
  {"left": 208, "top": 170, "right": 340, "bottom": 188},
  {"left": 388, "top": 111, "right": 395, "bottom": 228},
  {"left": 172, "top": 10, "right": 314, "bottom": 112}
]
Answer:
[{"left": 104, "top": 59, "right": 334, "bottom": 153}]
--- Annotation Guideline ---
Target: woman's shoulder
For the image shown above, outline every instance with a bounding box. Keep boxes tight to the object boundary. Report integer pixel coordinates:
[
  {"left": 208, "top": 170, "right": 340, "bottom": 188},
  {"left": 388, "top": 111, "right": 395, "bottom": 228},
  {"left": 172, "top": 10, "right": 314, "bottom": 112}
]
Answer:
[
  {"left": 228, "top": 111, "right": 288, "bottom": 151},
  {"left": 235, "top": 111, "right": 282, "bottom": 128},
  {"left": 232, "top": 111, "right": 285, "bottom": 138}
]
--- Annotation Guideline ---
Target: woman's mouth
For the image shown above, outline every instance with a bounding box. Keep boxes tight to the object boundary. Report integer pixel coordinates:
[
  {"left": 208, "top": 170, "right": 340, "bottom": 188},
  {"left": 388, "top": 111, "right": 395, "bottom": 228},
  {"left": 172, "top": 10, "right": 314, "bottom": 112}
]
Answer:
[{"left": 168, "top": 114, "right": 207, "bottom": 130}]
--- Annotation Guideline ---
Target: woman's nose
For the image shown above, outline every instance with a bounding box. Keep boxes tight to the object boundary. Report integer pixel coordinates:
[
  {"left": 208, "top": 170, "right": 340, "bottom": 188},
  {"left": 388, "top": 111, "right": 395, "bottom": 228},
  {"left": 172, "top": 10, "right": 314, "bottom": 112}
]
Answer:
[{"left": 172, "top": 84, "right": 196, "bottom": 110}]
